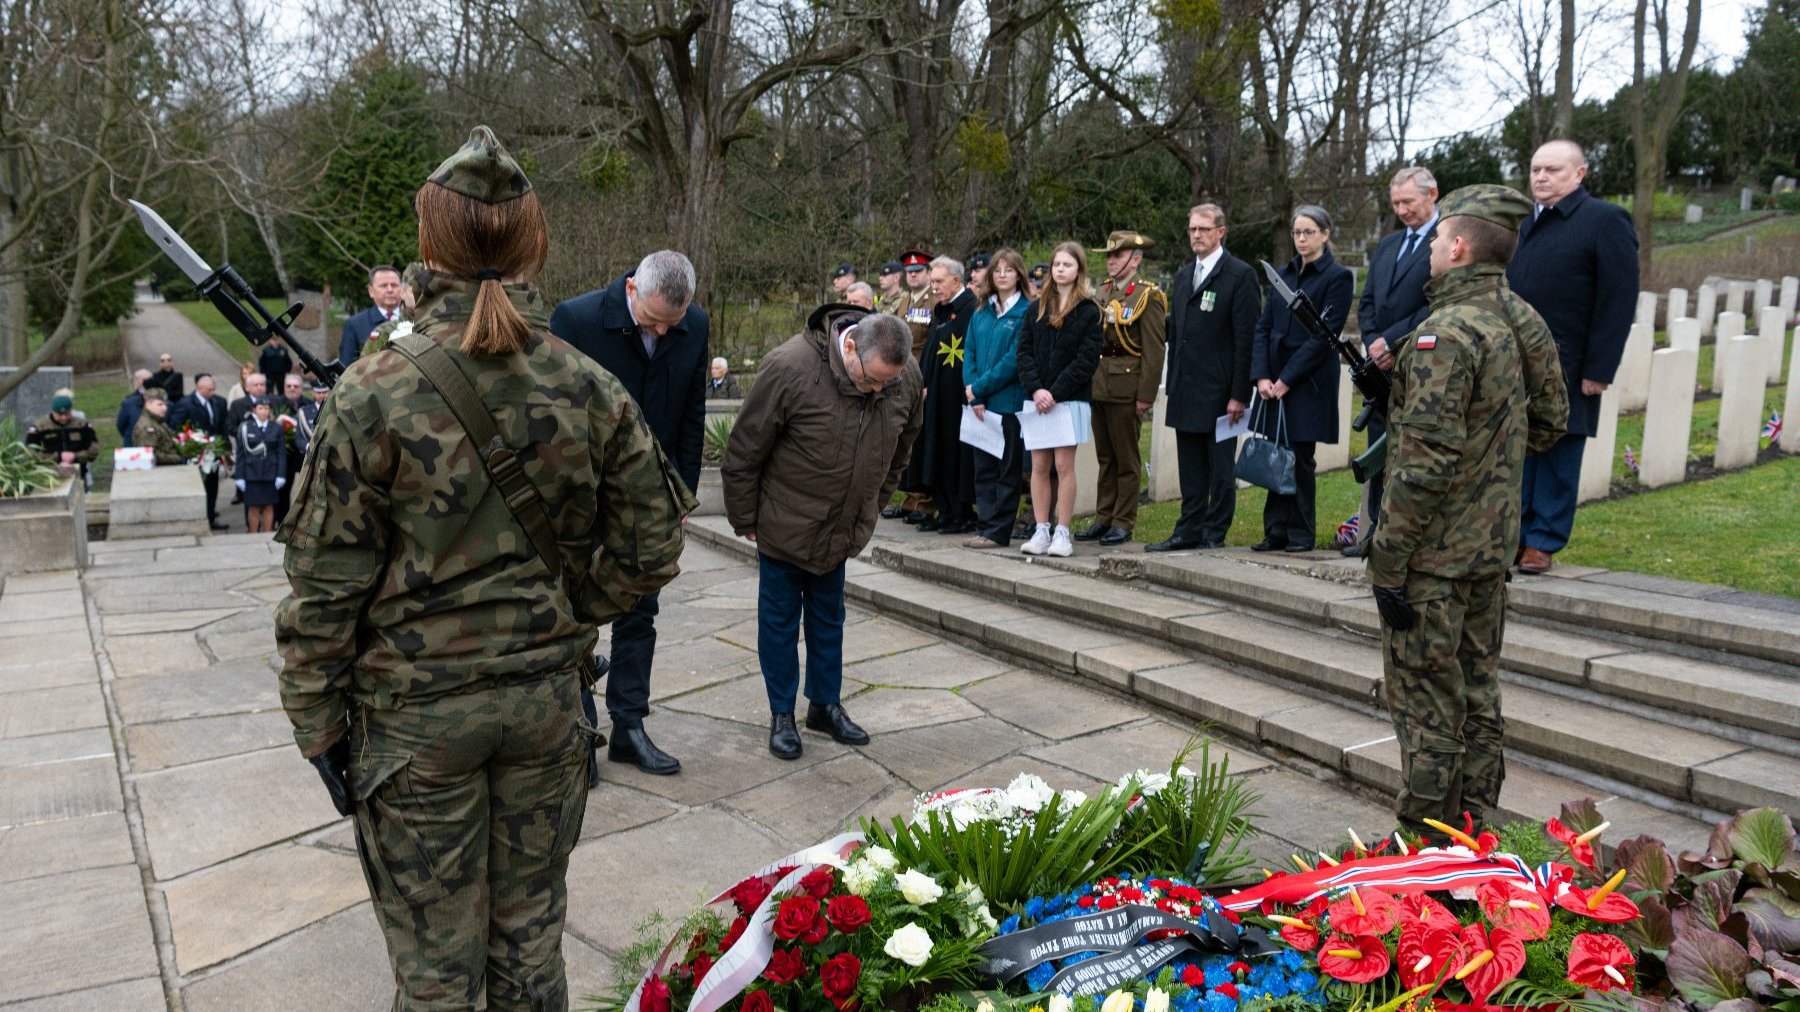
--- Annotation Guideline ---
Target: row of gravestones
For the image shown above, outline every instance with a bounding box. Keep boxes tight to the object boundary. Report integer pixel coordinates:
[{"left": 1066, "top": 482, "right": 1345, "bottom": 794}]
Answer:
[{"left": 1590, "top": 275, "right": 1799, "bottom": 496}]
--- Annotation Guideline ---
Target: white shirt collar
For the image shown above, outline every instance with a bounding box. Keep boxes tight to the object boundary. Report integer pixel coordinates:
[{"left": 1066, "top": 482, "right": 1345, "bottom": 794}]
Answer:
[
  {"left": 993, "top": 291, "right": 1021, "bottom": 314},
  {"left": 1195, "top": 247, "right": 1225, "bottom": 278},
  {"left": 1410, "top": 210, "right": 1439, "bottom": 239}
]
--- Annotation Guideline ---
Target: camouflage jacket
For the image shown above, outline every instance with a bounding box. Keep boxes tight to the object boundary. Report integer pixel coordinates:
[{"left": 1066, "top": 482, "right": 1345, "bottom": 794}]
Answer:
[
  {"left": 1369, "top": 263, "right": 1569, "bottom": 586},
  {"left": 131, "top": 413, "right": 186, "bottom": 465},
  {"left": 274, "top": 274, "right": 688, "bottom": 757},
  {"left": 25, "top": 415, "right": 101, "bottom": 465}
]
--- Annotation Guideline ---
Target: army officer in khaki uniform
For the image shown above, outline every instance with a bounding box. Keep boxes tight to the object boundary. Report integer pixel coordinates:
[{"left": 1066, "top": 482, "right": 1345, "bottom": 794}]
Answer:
[{"left": 1077, "top": 230, "right": 1166, "bottom": 545}]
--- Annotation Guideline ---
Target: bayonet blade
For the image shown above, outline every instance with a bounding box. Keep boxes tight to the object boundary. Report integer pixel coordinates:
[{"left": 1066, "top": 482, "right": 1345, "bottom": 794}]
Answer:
[
  {"left": 129, "top": 200, "right": 214, "bottom": 284},
  {"left": 1257, "top": 259, "right": 1299, "bottom": 307}
]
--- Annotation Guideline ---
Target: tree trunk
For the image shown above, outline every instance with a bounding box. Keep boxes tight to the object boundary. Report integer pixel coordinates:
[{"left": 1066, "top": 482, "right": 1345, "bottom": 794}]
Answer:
[
  {"left": 1553, "top": 0, "right": 1574, "bottom": 135},
  {"left": 1629, "top": 0, "right": 1702, "bottom": 279},
  {"left": 0, "top": 205, "right": 23, "bottom": 367}
]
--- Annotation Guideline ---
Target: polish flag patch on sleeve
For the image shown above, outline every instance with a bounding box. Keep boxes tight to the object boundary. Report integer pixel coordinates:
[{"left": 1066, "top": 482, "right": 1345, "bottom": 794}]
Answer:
[{"left": 1415, "top": 333, "right": 1437, "bottom": 350}]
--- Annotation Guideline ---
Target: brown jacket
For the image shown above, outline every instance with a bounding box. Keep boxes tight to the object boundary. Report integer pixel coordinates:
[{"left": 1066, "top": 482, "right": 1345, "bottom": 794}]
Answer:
[{"left": 722, "top": 309, "right": 924, "bottom": 574}]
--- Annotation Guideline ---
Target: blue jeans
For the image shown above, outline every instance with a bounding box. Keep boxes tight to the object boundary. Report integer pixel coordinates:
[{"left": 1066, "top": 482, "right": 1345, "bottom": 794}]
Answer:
[
  {"left": 757, "top": 554, "right": 846, "bottom": 714},
  {"left": 1521, "top": 433, "right": 1587, "bottom": 553}
]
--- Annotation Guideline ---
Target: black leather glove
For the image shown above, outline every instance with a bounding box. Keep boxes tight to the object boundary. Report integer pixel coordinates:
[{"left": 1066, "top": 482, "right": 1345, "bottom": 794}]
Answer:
[
  {"left": 1372, "top": 584, "right": 1418, "bottom": 631},
  {"left": 311, "top": 737, "right": 354, "bottom": 817}
]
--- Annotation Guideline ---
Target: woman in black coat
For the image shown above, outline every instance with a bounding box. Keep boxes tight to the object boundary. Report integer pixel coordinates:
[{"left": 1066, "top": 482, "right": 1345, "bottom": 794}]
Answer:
[
  {"left": 1250, "top": 204, "right": 1353, "bottom": 552},
  {"left": 234, "top": 396, "right": 287, "bottom": 534},
  {"left": 1015, "top": 241, "right": 1102, "bottom": 558}
]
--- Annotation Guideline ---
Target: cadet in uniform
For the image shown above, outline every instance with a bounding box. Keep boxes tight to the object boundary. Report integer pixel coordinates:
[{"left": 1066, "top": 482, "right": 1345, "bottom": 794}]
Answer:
[
  {"left": 26, "top": 393, "right": 101, "bottom": 484},
  {"left": 130, "top": 387, "right": 185, "bottom": 465},
  {"left": 874, "top": 259, "right": 903, "bottom": 310},
  {"left": 274, "top": 127, "right": 691, "bottom": 1011},
  {"left": 884, "top": 248, "right": 938, "bottom": 522},
  {"left": 1368, "top": 184, "right": 1568, "bottom": 841},
  {"left": 1079, "top": 231, "right": 1167, "bottom": 545}
]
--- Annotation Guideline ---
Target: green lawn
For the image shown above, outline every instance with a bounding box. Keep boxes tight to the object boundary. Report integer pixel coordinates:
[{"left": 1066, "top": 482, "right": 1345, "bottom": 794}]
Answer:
[{"left": 170, "top": 299, "right": 347, "bottom": 365}]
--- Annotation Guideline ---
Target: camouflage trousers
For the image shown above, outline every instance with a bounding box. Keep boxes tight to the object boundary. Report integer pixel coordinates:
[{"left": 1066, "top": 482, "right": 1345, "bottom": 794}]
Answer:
[
  {"left": 1381, "top": 571, "right": 1508, "bottom": 839},
  {"left": 350, "top": 673, "right": 595, "bottom": 1011}
]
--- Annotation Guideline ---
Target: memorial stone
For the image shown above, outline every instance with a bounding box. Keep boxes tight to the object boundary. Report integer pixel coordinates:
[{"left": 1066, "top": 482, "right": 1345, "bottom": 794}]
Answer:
[
  {"left": 1317, "top": 363, "right": 1351, "bottom": 473},
  {"left": 1781, "top": 277, "right": 1798, "bottom": 320},
  {"left": 1783, "top": 329, "right": 1800, "bottom": 454},
  {"left": 1758, "top": 306, "right": 1787, "bottom": 386},
  {"left": 1578, "top": 385, "right": 1621, "bottom": 503},
  {"left": 1713, "top": 311, "right": 1746, "bottom": 393},
  {"left": 1754, "top": 279, "right": 1773, "bottom": 319},
  {"left": 1640, "top": 347, "right": 1698, "bottom": 487},
  {"left": 1668, "top": 317, "right": 1701, "bottom": 355},
  {"left": 1725, "top": 281, "right": 1746, "bottom": 317},
  {"left": 1740, "top": 187, "right": 1754, "bottom": 212},
  {"left": 1684, "top": 204, "right": 1703, "bottom": 225},
  {"left": 1668, "top": 288, "right": 1688, "bottom": 325},
  {"left": 1635, "top": 291, "right": 1659, "bottom": 330},
  {"left": 1714, "top": 335, "right": 1766, "bottom": 470},
  {"left": 1148, "top": 382, "right": 1180, "bottom": 502},
  {"left": 1696, "top": 283, "right": 1717, "bottom": 338},
  {"left": 1618, "top": 323, "right": 1654, "bottom": 412},
  {"left": 0, "top": 365, "right": 75, "bottom": 428}
]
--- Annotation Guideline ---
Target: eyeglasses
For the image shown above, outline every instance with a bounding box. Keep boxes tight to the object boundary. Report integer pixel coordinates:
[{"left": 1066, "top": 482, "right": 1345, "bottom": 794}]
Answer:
[
  {"left": 1291, "top": 228, "right": 1322, "bottom": 238},
  {"left": 1189, "top": 225, "right": 1222, "bottom": 234}
]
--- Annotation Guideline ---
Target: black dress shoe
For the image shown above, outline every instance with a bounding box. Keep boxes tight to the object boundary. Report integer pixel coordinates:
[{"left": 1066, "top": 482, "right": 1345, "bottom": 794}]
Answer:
[
  {"left": 915, "top": 516, "right": 943, "bottom": 532},
  {"left": 806, "top": 701, "right": 870, "bottom": 745},
  {"left": 903, "top": 510, "right": 926, "bottom": 524},
  {"left": 1074, "top": 524, "right": 1112, "bottom": 542},
  {"left": 1099, "top": 527, "right": 1131, "bottom": 546},
  {"left": 608, "top": 724, "right": 680, "bottom": 775},
  {"left": 880, "top": 505, "right": 904, "bottom": 519},
  {"left": 209, "top": 521, "right": 229, "bottom": 532},
  {"left": 1145, "top": 537, "right": 1201, "bottom": 552},
  {"left": 1250, "top": 538, "right": 1282, "bottom": 552},
  {"left": 940, "top": 518, "right": 976, "bottom": 535},
  {"left": 769, "top": 713, "right": 802, "bottom": 760},
  {"left": 1340, "top": 542, "right": 1367, "bottom": 558},
  {"left": 1285, "top": 542, "right": 1316, "bottom": 553}
]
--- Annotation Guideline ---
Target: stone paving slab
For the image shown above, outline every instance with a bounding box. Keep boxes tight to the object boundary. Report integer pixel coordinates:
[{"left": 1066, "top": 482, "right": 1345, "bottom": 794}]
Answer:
[
  {"left": 134, "top": 746, "right": 343, "bottom": 879},
  {"left": 178, "top": 903, "right": 393, "bottom": 1012},
  {"left": 957, "top": 669, "right": 1144, "bottom": 740},
  {"left": 0, "top": 811, "right": 135, "bottom": 884},
  {"left": 845, "top": 641, "right": 1013, "bottom": 689},
  {"left": 125, "top": 710, "right": 295, "bottom": 773},
  {"left": 0, "top": 864, "right": 160, "bottom": 1004},
  {"left": 0, "top": 725, "right": 113, "bottom": 770},
  {"left": 164, "top": 843, "right": 368, "bottom": 974},
  {"left": 0, "top": 569, "right": 82, "bottom": 594},
  {"left": 576, "top": 783, "right": 682, "bottom": 844},
  {"left": 0, "top": 614, "right": 88, "bottom": 641},
  {"left": 0, "top": 590, "right": 86, "bottom": 623},
  {"left": 862, "top": 716, "right": 1043, "bottom": 791},
  {"left": 106, "top": 631, "right": 210, "bottom": 679},
  {"left": 103, "top": 608, "right": 247, "bottom": 637},
  {"left": 0, "top": 756, "right": 123, "bottom": 827},
  {"left": 0, "top": 654, "right": 100, "bottom": 693},
  {"left": 1, "top": 977, "right": 166, "bottom": 1010},
  {"left": 111, "top": 660, "right": 280, "bottom": 725},
  {"left": 722, "top": 752, "right": 898, "bottom": 846},
  {"left": 0, "top": 683, "right": 108, "bottom": 740},
  {"left": 595, "top": 710, "right": 842, "bottom": 806}
]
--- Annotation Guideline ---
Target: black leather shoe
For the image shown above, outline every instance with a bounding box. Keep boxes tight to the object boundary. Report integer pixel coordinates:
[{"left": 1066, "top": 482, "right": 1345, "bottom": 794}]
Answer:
[
  {"left": 915, "top": 516, "right": 943, "bottom": 532},
  {"left": 769, "top": 713, "right": 802, "bottom": 760},
  {"left": 1074, "top": 524, "right": 1112, "bottom": 542},
  {"left": 939, "top": 518, "right": 975, "bottom": 535},
  {"left": 806, "top": 702, "right": 870, "bottom": 745},
  {"left": 1099, "top": 527, "right": 1131, "bottom": 546},
  {"left": 608, "top": 724, "right": 680, "bottom": 775},
  {"left": 1285, "top": 542, "right": 1316, "bottom": 553},
  {"left": 1250, "top": 538, "right": 1282, "bottom": 552},
  {"left": 1145, "top": 537, "right": 1201, "bottom": 552},
  {"left": 903, "top": 510, "right": 927, "bottom": 524},
  {"left": 880, "top": 505, "right": 904, "bottom": 519},
  {"left": 209, "top": 521, "right": 229, "bottom": 532},
  {"left": 1340, "top": 542, "right": 1365, "bottom": 558}
]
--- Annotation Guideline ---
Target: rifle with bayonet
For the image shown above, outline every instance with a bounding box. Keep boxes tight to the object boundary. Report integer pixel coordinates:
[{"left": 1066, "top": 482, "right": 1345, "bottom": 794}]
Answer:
[
  {"left": 130, "top": 200, "right": 345, "bottom": 389},
  {"left": 1257, "top": 260, "right": 1388, "bottom": 483}
]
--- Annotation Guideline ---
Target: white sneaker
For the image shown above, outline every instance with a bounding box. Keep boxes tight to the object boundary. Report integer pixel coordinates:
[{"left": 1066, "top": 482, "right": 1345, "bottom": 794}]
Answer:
[
  {"left": 1048, "top": 527, "right": 1074, "bottom": 557},
  {"left": 1020, "top": 525, "right": 1052, "bottom": 555}
]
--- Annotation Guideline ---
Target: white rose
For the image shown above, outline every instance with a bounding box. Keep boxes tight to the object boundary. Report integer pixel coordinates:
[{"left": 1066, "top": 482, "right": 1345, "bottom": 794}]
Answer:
[
  {"left": 861, "top": 845, "right": 898, "bottom": 871},
  {"left": 896, "top": 868, "right": 944, "bottom": 905},
  {"left": 843, "top": 861, "right": 880, "bottom": 896},
  {"left": 1144, "top": 987, "right": 1170, "bottom": 1012},
  {"left": 1005, "top": 772, "right": 1055, "bottom": 810},
  {"left": 1100, "top": 990, "right": 1134, "bottom": 1012},
  {"left": 948, "top": 802, "right": 984, "bottom": 830},
  {"left": 1058, "top": 790, "right": 1089, "bottom": 812},
  {"left": 1049, "top": 995, "right": 1074, "bottom": 1012},
  {"left": 884, "top": 922, "right": 934, "bottom": 967}
]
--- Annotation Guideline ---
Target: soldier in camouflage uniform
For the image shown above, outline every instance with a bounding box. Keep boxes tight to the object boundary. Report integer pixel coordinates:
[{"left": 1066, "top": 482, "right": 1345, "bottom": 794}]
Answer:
[
  {"left": 130, "top": 387, "right": 186, "bottom": 465},
  {"left": 1079, "top": 230, "right": 1167, "bottom": 545},
  {"left": 274, "top": 126, "right": 691, "bottom": 1011},
  {"left": 1368, "top": 183, "right": 1568, "bottom": 841}
]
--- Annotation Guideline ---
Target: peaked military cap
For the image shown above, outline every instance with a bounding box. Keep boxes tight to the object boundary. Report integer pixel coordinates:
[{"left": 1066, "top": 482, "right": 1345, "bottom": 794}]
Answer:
[
  {"left": 968, "top": 252, "right": 991, "bottom": 270},
  {"left": 428, "top": 126, "right": 533, "bottom": 204},
  {"left": 1028, "top": 263, "right": 1050, "bottom": 283},
  {"left": 832, "top": 262, "right": 857, "bottom": 279},
  {"left": 1092, "top": 230, "right": 1155, "bottom": 253},
  {"left": 1438, "top": 184, "right": 1533, "bottom": 232},
  {"left": 879, "top": 260, "right": 902, "bottom": 276},
  {"left": 901, "top": 249, "right": 933, "bottom": 272},
  {"left": 142, "top": 386, "right": 168, "bottom": 403}
]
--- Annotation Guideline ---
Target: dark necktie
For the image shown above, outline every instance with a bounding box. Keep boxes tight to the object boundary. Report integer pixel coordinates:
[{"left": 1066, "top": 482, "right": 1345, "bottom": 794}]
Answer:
[{"left": 1399, "top": 232, "right": 1420, "bottom": 263}]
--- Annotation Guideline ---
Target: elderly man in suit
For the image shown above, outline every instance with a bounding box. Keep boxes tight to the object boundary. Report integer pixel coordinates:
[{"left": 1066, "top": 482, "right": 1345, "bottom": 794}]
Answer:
[
  {"left": 551, "top": 250, "right": 709, "bottom": 779},
  {"left": 1347, "top": 165, "right": 1440, "bottom": 556},
  {"left": 1507, "top": 140, "right": 1638, "bottom": 574},
  {"left": 1148, "top": 202, "right": 1262, "bottom": 552},
  {"left": 172, "top": 373, "right": 230, "bottom": 531},
  {"left": 336, "top": 265, "right": 405, "bottom": 364}
]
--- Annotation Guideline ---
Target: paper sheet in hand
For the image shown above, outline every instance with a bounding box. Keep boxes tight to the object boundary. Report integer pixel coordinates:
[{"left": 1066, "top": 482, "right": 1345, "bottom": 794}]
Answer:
[
  {"left": 959, "top": 406, "right": 1007, "bottom": 458},
  {"left": 1215, "top": 411, "right": 1250, "bottom": 442},
  {"left": 1017, "top": 401, "right": 1092, "bottom": 450}
]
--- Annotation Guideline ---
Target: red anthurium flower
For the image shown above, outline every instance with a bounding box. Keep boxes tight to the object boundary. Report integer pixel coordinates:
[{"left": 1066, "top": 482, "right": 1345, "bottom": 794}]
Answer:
[
  {"left": 1546, "top": 818, "right": 1599, "bottom": 874},
  {"left": 1567, "top": 932, "right": 1636, "bottom": 992},
  {"left": 1455, "top": 923, "right": 1524, "bottom": 1005},
  {"left": 1397, "top": 893, "right": 1459, "bottom": 933},
  {"left": 1278, "top": 922, "right": 1320, "bottom": 952},
  {"left": 1477, "top": 881, "right": 1551, "bottom": 940},
  {"left": 1554, "top": 882, "right": 1640, "bottom": 923},
  {"left": 1327, "top": 887, "right": 1399, "bottom": 936},
  {"left": 1318, "top": 935, "right": 1391, "bottom": 984},
  {"left": 1396, "top": 922, "right": 1462, "bottom": 990}
]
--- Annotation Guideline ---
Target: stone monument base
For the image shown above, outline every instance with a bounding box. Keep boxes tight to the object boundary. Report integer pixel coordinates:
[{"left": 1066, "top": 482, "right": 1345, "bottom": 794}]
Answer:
[
  {"left": 108, "top": 465, "right": 206, "bottom": 539},
  {"left": 0, "top": 478, "right": 88, "bottom": 573}
]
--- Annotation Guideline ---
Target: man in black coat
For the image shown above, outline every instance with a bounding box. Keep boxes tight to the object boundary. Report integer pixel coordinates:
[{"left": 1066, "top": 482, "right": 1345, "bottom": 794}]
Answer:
[
  {"left": 145, "top": 353, "right": 185, "bottom": 402},
  {"left": 900, "top": 257, "right": 979, "bottom": 534},
  {"left": 1507, "top": 140, "right": 1638, "bottom": 574},
  {"left": 1349, "top": 165, "right": 1439, "bottom": 556},
  {"left": 336, "top": 265, "right": 405, "bottom": 364},
  {"left": 550, "top": 251, "right": 708, "bottom": 779},
  {"left": 171, "top": 372, "right": 229, "bottom": 531},
  {"left": 1150, "top": 202, "right": 1262, "bottom": 552}
]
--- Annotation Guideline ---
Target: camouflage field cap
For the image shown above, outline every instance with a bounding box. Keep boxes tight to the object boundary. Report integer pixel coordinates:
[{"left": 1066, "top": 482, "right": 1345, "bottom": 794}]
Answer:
[
  {"left": 1093, "top": 230, "right": 1155, "bottom": 253},
  {"left": 1437, "top": 184, "right": 1533, "bottom": 232},
  {"left": 142, "top": 387, "right": 168, "bottom": 403},
  {"left": 428, "top": 126, "right": 532, "bottom": 204}
]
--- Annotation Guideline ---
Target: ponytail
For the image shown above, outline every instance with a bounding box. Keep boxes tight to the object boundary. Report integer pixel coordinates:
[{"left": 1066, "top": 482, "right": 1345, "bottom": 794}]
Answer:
[
  {"left": 463, "top": 271, "right": 532, "bottom": 356},
  {"left": 414, "top": 182, "right": 549, "bottom": 357}
]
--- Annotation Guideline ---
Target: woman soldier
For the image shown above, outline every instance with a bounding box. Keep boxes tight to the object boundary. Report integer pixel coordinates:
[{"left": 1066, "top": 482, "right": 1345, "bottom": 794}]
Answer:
[{"left": 274, "top": 127, "right": 692, "bottom": 1010}]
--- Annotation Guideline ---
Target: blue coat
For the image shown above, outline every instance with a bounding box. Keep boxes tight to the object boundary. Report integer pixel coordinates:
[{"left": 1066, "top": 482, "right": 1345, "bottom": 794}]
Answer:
[
  {"left": 549, "top": 272, "right": 709, "bottom": 490},
  {"left": 1251, "top": 249, "right": 1353, "bottom": 445},
  {"left": 1356, "top": 219, "right": 1435, "bottom": 350},
  {"left": 116, "top": 391, "right": 145, "bottom": 446},
  {"left": 233, "top": 417, "right": 286, "bottom": 482},
  {"left": 338, "top": 305, "right": 389, "bottom": 365},
  {"left": 1506, "top": 185, "right": 1639, "bottom": 437},
  {"left": 964, "top": 292, "right": 1029, "bottom": 413}
]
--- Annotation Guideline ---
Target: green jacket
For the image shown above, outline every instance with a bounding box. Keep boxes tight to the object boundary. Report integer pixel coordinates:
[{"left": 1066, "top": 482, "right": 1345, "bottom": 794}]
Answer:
[
  {"left": 1370, "top": 263, "right": 1568, "bottom": 586},
  {"left": 274, "top": 275, "right": 688, "bottom": 757},
  {"left": 131, "top": 413, "right": 185, "bottom": 465}
]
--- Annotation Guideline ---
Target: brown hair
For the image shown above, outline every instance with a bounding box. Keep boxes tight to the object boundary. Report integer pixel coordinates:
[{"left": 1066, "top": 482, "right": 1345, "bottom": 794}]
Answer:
[
  {"left": 974, "top": 247, "right": 1028, "bottom": 302},
  {"left": 1036, "top": 241, "right": 1094, "bottom": 328},
  {"left": 414, "top": 182, "right": 550, "bottom": 356},
  {"left": 1443, "top": 215, "right": 1518, "bottom": 265}
]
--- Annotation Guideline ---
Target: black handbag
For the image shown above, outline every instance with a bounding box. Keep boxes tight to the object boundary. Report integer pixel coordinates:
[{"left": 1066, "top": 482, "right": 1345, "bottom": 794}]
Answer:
[{"left": 1234, "top": 397, "right": 1297, "bottom": 495}]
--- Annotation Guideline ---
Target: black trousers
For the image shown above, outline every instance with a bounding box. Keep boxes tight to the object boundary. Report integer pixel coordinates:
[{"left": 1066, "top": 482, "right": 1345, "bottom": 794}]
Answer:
[
  {"left": 1174, "top": 430, "right": 1238, "bottom": 544},
  {"left": 972, "top": 414, "right": 1024, "bottom": 544},
  {"left": 1262, "top": 440, "right": 1318, "bottom": 548},
  {"left": 201, "top": 470, "right": 220, "bottom": 523},
  {"left": 602, "top": 591, "right": 659, "bottom": 725}
]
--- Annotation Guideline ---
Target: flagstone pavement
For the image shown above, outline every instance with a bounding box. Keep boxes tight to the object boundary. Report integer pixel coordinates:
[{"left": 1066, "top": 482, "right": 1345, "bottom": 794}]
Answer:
[{"left": 0, "top": 533, "right": 1399, "bottom": 1011}]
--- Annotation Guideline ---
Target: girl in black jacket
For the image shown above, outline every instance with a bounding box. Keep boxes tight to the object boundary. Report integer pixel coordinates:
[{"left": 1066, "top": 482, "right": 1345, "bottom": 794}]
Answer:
[{"left": 1015, "top": 241, "right": 1102, "bottom": 557}]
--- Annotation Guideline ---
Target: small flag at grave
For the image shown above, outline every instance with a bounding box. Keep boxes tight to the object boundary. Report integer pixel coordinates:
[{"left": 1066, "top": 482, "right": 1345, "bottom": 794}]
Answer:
[
  {"left": 1335, "top": 512, "right": 1359, "bottom": 547},
  {"left": 1764, "top": 411, "right": 1783, "bottom": 445},
  {"left": 1623, "top": 445, "right": 1639, "bottom": 473}
]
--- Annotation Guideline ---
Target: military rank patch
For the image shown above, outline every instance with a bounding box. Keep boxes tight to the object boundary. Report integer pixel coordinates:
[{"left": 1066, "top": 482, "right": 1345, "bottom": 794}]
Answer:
[{"left": 1416, "top": 334, "right": 1437, "bottom": 349}]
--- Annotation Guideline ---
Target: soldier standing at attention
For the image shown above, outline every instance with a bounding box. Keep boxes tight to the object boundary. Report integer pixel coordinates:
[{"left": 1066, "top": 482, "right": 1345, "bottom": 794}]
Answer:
[
  {"left": 273, "top": 127, "right": 690, "bottom": 1010},
  {"left": 1078, "top": 231, "right": 1166, "bottom": 546},
  {"left": 131, "top": 387, "right": 185, "bottom": 465},
  {"left": 1368, "top": 184, "right": 1568, "bottom": 843},
  {"left": 874, "top": 260, "right": 903, "bottom": 310},
  {"left": 884, "top": 248, "right": 939, "bottom": 523}
]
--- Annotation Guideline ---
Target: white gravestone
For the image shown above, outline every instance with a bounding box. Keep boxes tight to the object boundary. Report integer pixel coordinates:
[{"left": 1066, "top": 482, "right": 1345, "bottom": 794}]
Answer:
[
  {"left": 1726, "top": 281, "right": 1747, "bottom": 317},
  {"left": 1783, "top": 328, "right": 1800, "bottom": 454},
  {"left": 1754, "top": 279, "right": 1773, "bottom": 319},
  {"left": 1684, "top": 204, "right": 1703, "bottom": 225},
  {"left": 1578, "top": 384, "right": 1621, "bottom": 503},
  {"left": 1713, "top": 311, "right": 1746, "bottom": 393},
  {"left": 1640, "top": 348, "right": 1698, "bottom": 488},
  {"left": 1617, "top": 322, "right": 1654, "bottom": 412},
  {"left": 1668, "top": 288, "right": 1689, "bottom": 325},
  {"left": 1147, "top": 384, "right": 1181, "bottom": 502},
  {"left": 1635, "top": 291, "right": 1659, "bottom": 331},
  {"left": 1668, "top": 317, "right": 1701, "bottom": 354},
  {"left": 1714, "top": 335, "right": 1767, "bottom": 470},
  {"left": 1317, "top": 363, "right": 1352, "bottom": 473},
  {"left": 1696, "top": 283, "right": 1717, "bottom": 338},
  {"left": 1741, "top": 187, "right": 1754, "bottom": 212},
  {"left": 1759, "top": 306, "right": 1787, "bottom": 387},
  {"left": 1781, "top": 277, "right": 1798, "bottom": 320}
]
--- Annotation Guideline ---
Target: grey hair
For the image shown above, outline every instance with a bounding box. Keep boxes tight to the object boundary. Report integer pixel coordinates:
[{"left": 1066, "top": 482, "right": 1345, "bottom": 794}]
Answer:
[
  {"left": 1538, "top": 138, "right": 1588, "bottom": 167},
  {"left": 133, "top": 369, "right": 152, "bottom": 382},
  {"left": 633, "top": 250, "right": 696, "bottom": 307},
  {"left": 1189, "top": 202, "right": 1227, "bottom": 227},
  {"left": 247, "top": 373, "right": 266, "bottom": 385},
  {"left": 711, "top": 356, "right": 728, "bottom": 369},
  {"left": 1390, "top": 166, "right": 1438, "bottom": 194},
  {"left": 853, "top": 313, "right": 911, "bottom": 367},
  {"left": 929, "top": 255, "right": 965, "bottom": 281},
  {"left": 1294, "top": 204, "right": 1334, "bottom": 234},
  {"left": 845, "top": 281, "right": 874, "bottom": 300}
]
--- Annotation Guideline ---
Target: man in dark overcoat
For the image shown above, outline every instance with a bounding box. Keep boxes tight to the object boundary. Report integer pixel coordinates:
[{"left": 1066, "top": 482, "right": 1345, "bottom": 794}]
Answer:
[
  {"left": 1506, "top": 140, "right": 1638, "bottom": 574},
  {"left": 1149, "top": 202, "right": 1262, "bottom": 551},
  {"left": 900, "top": 256, "right": 979, "bottom": 534}
]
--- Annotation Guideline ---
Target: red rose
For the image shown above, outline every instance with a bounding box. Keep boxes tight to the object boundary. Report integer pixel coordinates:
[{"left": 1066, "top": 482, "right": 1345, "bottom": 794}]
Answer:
[
  {"left": 820, "top": 953, "right": 862, "bottom": 1003},
  {"left": 722, "top": 916, "right": 748, "bottom": 951},
  {"left": 641, "top": 974, "right": 671, "bottom": 1012},
  {"left": 827, "top": 896, "right": 871, "bottom": 934},
  {"left": 764, "top": 947, "right": 808, "bottom": 985},
  {"left": 802, "top": 917, "right": 829, "bottom": 945},
  {"left": 773, "top": 896, "right": 821, "bottom": 941},
  {"left": 801, "top": 866, "right": 835, "bottom": 898},
  {"left": 690, "top": 953, "right": 715, "bottom": 983},
  {"left": 742, "top": 992, "right": 774, "bottom": 1012},
  {"left": 730, "top": 876, "right": 774, "bottom": 915}
]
